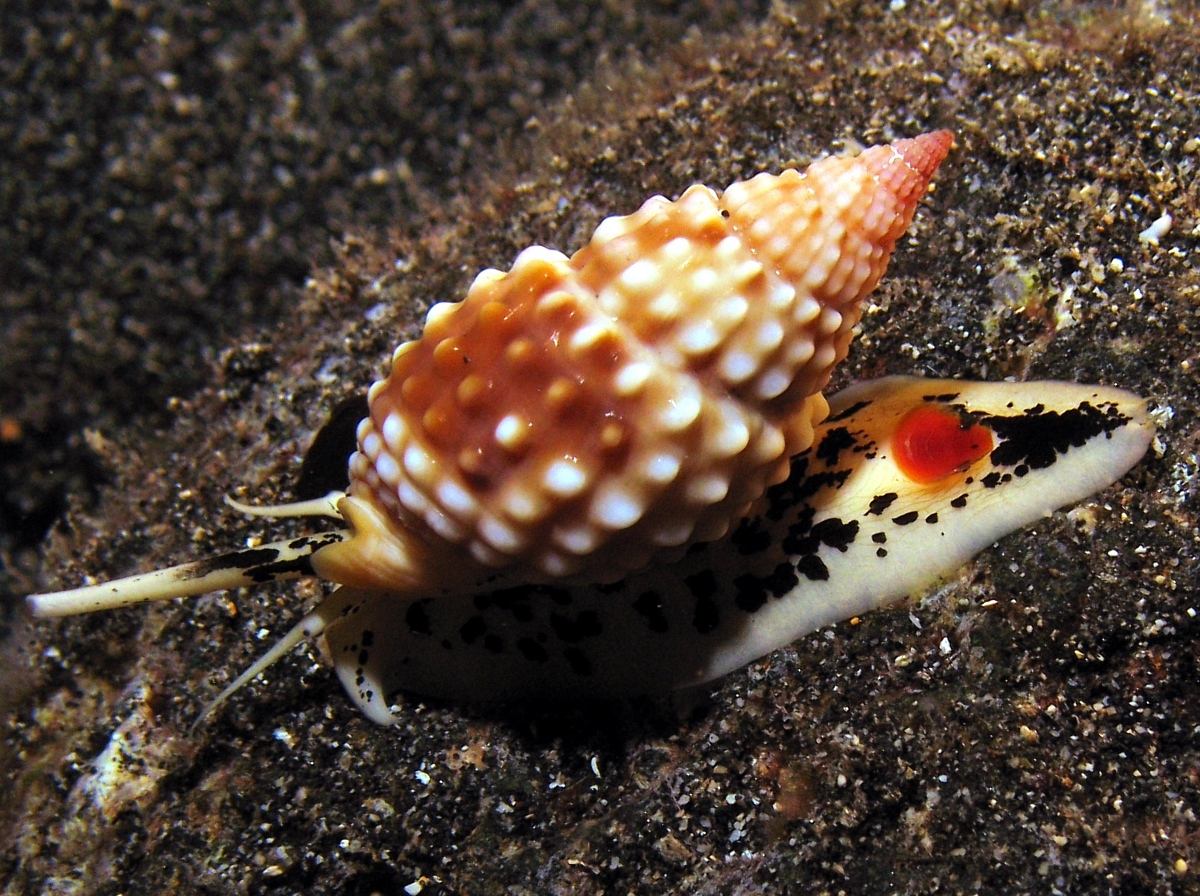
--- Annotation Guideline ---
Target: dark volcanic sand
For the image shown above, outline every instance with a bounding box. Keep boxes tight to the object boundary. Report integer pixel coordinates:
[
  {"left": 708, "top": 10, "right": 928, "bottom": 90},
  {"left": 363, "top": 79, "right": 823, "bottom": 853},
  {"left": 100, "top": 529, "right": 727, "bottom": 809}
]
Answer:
[{"left": 4, "top": 3, "right": 1198, "bottom": 894}]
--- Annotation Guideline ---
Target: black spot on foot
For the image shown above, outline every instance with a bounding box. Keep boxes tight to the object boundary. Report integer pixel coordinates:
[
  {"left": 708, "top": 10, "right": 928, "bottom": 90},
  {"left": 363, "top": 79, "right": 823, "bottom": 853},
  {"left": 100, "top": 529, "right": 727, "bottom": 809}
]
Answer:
[
  {"left": 459, "top": 615, "right": 487, "bottom": 644},
  {"left": 562, "top": 647, "right": 592, "bottom": 677},
  {"left": 549, "top": 610, "right": 603, "bottom": 643},
  {"left": 868, "top": 493, "right": 898, "bottom": 516},
  {"left": 693, "top": 593, "right": 720, "bottom": 634},
  {"left": 405, "top": 603, "right": 432, "bottom": 636},
  {"left": 517, "top": 638, "right": 548, "bottom": 663},
  {"left": 632, "top": 591, "right": 669, "bottom": 633}
]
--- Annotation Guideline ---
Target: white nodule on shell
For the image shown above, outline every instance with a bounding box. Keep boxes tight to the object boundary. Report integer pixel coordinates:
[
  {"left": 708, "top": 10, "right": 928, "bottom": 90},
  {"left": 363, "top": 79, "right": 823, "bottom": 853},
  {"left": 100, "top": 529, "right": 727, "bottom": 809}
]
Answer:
[
  {"left": 535, "top": 290, "right": 574, "bottom": 318},
  {"left": 710, "top": 413, "right": 751, "bottom": 457},
  {"left": 766, "top": 233, "right": 794, "bottom": 263},
  {"left": 466, "top": 268, "right": 506, "bottom": 295},
  {"left": 505, "top": 337, "right": 536, "bottom": 364},
  {"left": 375, "top": 452, "right": 401, "bottom": 487},
  {"left": 436, "top": 480, "right": 478, "bottom": 520},
  {"left": 683, "top": 183, "right": 719, "bottom": 204},
  {"left": 590, "top": 484, "right": 646, "bottom": 530},
  {"left": 591, "top": 215, "right": 626, "bottom": 244},
  {"left": 554, "top": 524, "right": 599, "bottom": 556},
  {"left": 500, "top": 485, "right": 547, "bottom": 523},
  {"left": 715, "top": 294, "right": 749, "bottom": 328},
  {"left": 539, "top": 551, "right": 573, "bottom": 577},
  {"left": 397, "top": 481, "right": 431, "bottom": 516},
  {"left": 753, "top": 426, "right": 787, "bottom": 463},
  {"left": 793, "top": 294, "right": 822, "bottom": 325},
  {"left": 651, "top": 518, "right": 695, "bottom": 547},
  {"left": 693, "top": 514, "right": 731, "bottom": 543},
  {"left": 376, "top": 487, "right": 400, "bottom": 514},
  {"left": 423, "top": 301, "right": 459, "bottom": 329},
  {"left": 570, "top": 321, "right": 616, "bottom": 354},
  {"left": 827, "top": 184, "right": 854, "bottom": 212},
  {"left": 513, "top": 245, "right": 569, "bottom": 268},
  {"left": 658, "top": 387, "right": 702, "bottom": 432},
  {"left": 718, "top": 349, "right": 758, "bottom": 384},
  {"left": 361, "top": 431, "right": 382, "bottom": 461},
  {"left": 678, "top": 319, "right": 721, "bottom": 355},
  {"left": 768, "top": 281, "right": 797, "bottom": 312},
  {"left": 456, "top": 374, "right": 487, "bottom": 408},
  {"left": 690, "top": 266, "right": 719, "bottom": 293},
  {"left": 424, "top": 506, "right": 464, "bottom": 542},
  {"left": 812, "top": 341, "right": 837, "bottom": 373},
  {"left": 403, "top": 443, "right": 436, "bottom": 485},
  {"left": 367, "top": 379, "right": 387, "bottom": 404},
  {"left": 494, "top": 414, "right": 529, "bottom": 452},
  {"left": 390, "top": 341, "right": 418, "bottom": 366},
  {"left": 818, "top": 305, "right": 843, "bottom": 336},
  {"left": 543, "top": 458, "right": 588, "bottom": 498},
  {"left": 614, "top": 361, "right": 652, "bottom": 397},
  {"left": 753, "top": 319, "right": 784, "bottom": 353},
  {"left": 619, "top": 258, "right": 661, "bottom": 293},
  {"left": 662, "top": 235, "right": 693, "bottom": 263},
  {"left": 592, "top": 198, "right": 669, "bottom": 244},
  {"left": 785, "top": 338, "right": 815, "bottom": 368},
  {"left": 823, "top": 215, "right": 849, "bottom": 247},
  {"left": 468, "top": 540, "right": 504, "bottom": 568},
  {"left": 714, "top": 234, "right": 742, "bottom": 260},
  {"left": 686, "top": 473, "right": 730, "bottom": 506},
  {"left": 648, "top": 291, "right": 682, "bottom": 322},
  {"left": 348, "top": 451, "right": 368, "bottom": 481},
  {"left": 642, "top": 451, "right": 682, "bottom": 485},
  {"left": 755, "top": 367, "right": 792, "bottom": 401},
  {"left": 802, "top": 240, "right": 843, "bottom": 291},
  {"left": 478, "top": 514, "right": 525, "bottom": 554},
  {"left": 382, "top": 412, "right": 406, "bottom": 452},
  {"left": 356, "top": 418, "right": 373, "bottom": 444},
  {"left": 733, "top": 258, "right": 763, "bottom": 285}
]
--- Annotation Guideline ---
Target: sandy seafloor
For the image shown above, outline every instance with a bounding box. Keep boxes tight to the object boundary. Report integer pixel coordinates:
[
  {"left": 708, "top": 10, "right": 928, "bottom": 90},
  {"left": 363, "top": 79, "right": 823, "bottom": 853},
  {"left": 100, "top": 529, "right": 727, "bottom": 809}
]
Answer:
[{"left": 3, "top": 1, "right": 1199, "bottom": 893}]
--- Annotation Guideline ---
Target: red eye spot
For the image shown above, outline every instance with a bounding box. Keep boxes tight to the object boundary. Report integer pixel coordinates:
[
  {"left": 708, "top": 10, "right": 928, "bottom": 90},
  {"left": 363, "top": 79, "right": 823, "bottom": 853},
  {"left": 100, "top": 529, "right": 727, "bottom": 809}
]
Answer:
[{"left": 892, "top": 405, "right": 994, "bottom": 484}]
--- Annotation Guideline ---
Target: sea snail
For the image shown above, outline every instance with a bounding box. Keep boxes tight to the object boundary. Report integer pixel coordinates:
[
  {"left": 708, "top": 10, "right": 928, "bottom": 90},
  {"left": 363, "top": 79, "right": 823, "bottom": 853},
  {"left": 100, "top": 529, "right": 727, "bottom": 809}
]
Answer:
[{"left": 27, "top": 131, "right": 1154, "bottom": 725}]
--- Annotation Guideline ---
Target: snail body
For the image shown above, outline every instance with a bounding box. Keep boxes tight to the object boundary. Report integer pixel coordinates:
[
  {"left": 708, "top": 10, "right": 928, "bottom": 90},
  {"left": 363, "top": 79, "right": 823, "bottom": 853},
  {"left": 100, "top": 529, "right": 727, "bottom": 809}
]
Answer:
[
  {"left": 327, "top": 377, "right": 1153, "bottom": 718},
  {"left": 26, "top": 131, "right": 1152, "bottom": 724}
]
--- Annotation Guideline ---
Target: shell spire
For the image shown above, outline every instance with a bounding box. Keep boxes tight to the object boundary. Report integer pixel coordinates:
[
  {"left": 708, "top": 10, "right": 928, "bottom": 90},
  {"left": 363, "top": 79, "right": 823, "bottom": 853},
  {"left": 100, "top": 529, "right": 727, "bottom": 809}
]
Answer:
[{"left": 314, "top": 131, "right": 955, "bottom": 596}]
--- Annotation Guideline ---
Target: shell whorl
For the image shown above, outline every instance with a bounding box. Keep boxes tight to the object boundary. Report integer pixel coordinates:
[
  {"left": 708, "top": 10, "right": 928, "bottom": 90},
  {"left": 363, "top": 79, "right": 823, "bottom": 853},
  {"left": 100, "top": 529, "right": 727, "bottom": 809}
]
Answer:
[{"left": 344, "top": 131, "right": 953, "bottom": 592}]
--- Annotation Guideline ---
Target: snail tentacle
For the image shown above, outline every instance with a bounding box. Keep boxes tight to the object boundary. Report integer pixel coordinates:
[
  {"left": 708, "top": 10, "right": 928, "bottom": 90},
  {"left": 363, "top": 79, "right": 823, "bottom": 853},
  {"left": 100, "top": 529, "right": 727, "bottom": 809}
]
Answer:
[
  {"left": 223, "top": 491, "right": 346, "bottom": 520},
  {"left": 193, "top": 585, "right": 363, "bottom": 729},
  {"left": 27, "top": 530, "right": 349, "bottom": 618}
]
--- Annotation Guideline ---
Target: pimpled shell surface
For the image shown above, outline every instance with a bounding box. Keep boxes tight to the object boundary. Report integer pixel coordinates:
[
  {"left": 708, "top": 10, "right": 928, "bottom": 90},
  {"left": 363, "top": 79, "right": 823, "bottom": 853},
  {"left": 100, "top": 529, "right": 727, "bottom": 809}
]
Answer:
[{"left": 349, "top": 132, "right": 953, "bottom": 588}]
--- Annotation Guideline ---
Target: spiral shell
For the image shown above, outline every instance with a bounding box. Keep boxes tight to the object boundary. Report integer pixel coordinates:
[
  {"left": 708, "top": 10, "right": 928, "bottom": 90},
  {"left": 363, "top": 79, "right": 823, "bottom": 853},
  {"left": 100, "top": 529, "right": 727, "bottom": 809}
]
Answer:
[{"left": 326, "top": 130, "right": 955, "bottom": 594}]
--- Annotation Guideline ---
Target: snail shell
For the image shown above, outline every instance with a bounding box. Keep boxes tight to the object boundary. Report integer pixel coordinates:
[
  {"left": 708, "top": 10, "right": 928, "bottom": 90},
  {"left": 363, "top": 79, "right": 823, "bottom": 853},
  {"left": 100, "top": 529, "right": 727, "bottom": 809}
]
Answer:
[{"left": 315, "top": 130, "right": 956, "bottom": 595}]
